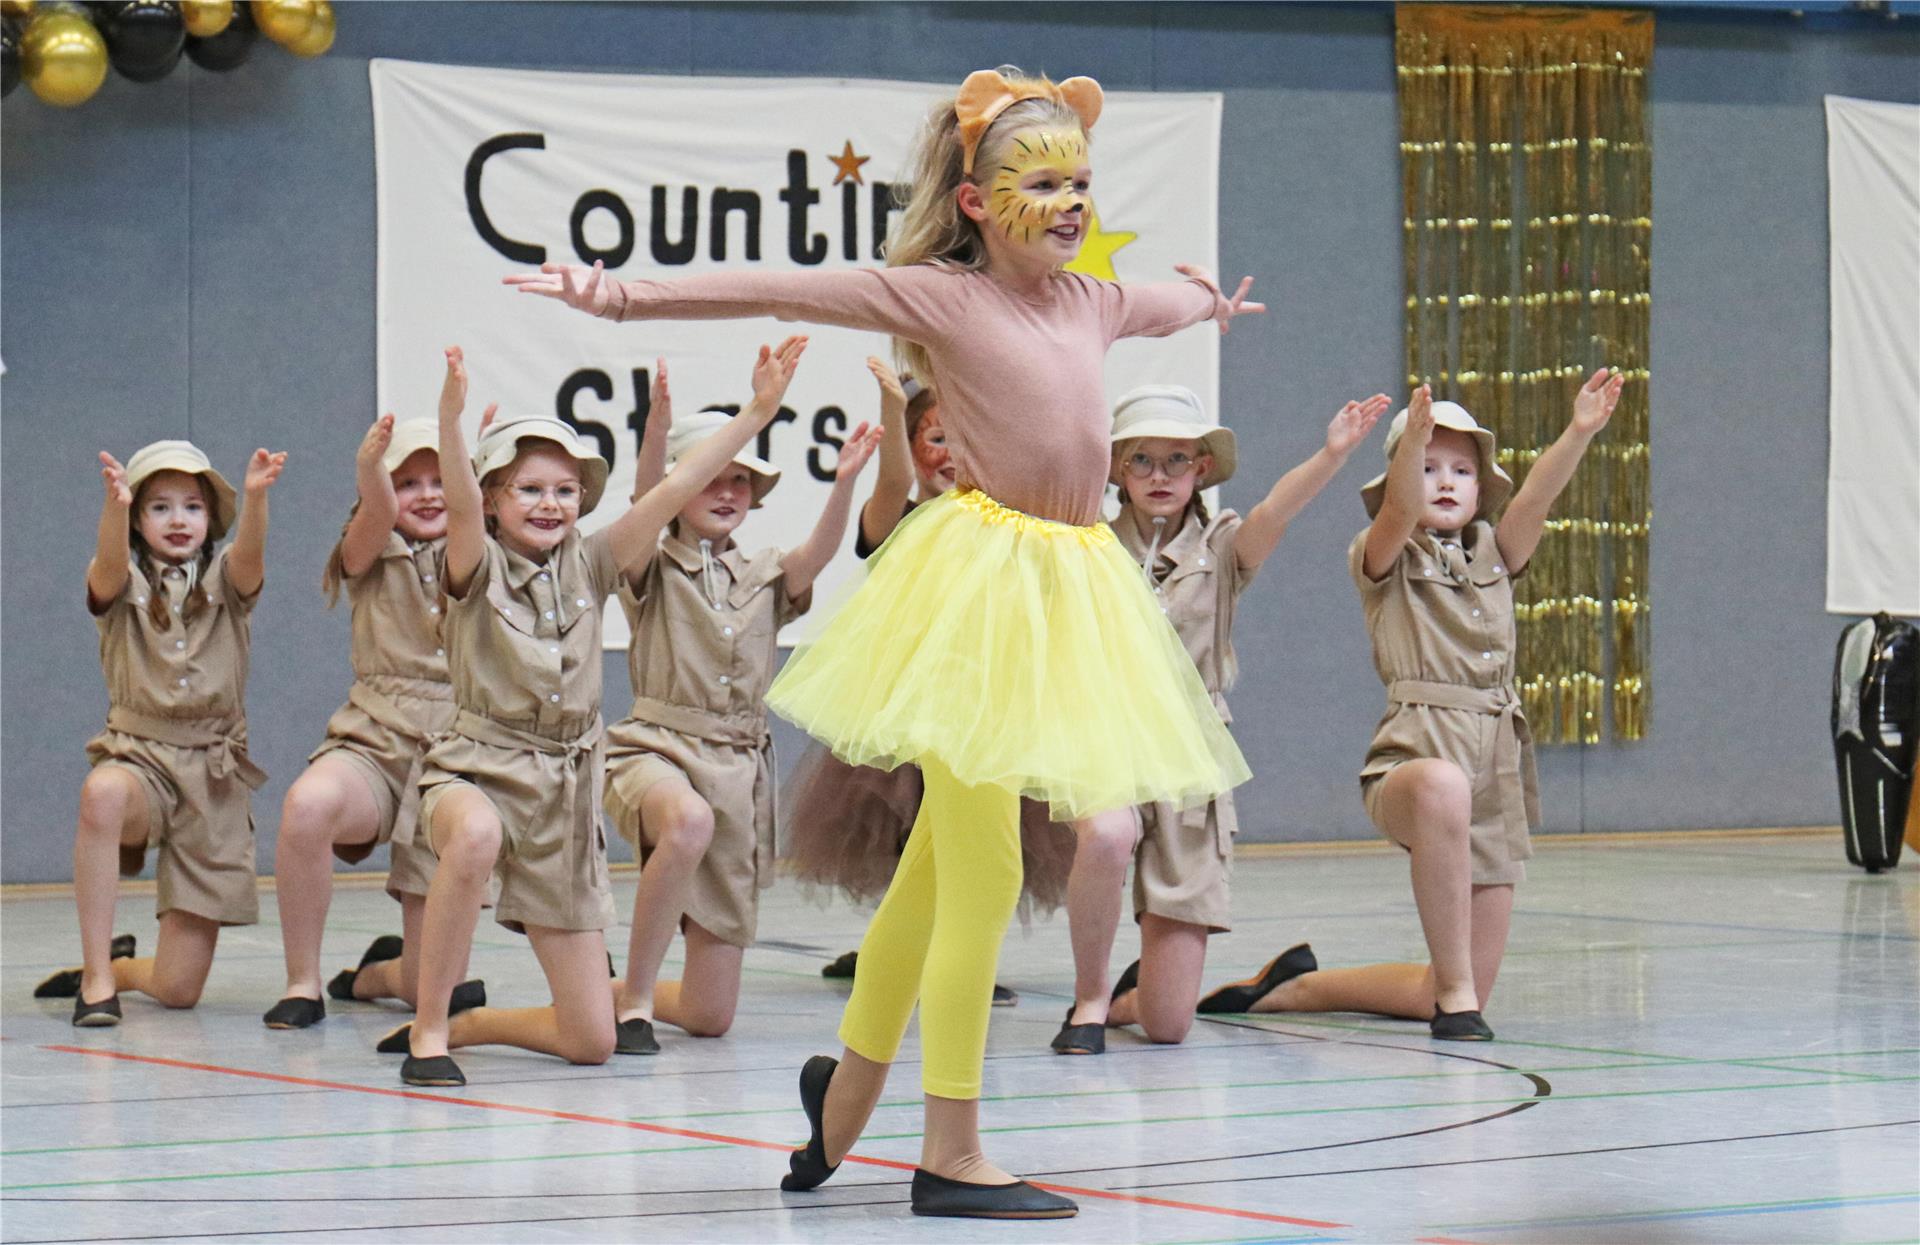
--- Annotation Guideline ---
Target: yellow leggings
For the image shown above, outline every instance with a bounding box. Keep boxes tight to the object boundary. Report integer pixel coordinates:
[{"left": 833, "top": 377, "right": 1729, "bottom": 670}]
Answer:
[{"left": 838, "top": 758, "right": 1023, "bottom": 1099}]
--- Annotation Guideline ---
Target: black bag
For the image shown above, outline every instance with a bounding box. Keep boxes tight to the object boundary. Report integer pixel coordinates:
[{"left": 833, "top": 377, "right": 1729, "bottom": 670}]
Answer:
[{"left": 1832, "top": 612, "right": 1920, "bottom": 872}]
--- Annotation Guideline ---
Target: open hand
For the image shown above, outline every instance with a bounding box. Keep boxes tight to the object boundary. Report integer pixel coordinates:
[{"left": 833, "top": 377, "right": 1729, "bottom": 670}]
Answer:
[
  {"left": 358, "top": 413, "right": 395, "bottom": 469},
  {"left": 648, "top": 358, "right": 673, "bottom": 436},
  {"left": 1403, "top": 383, "right": 1436, "bottom": 446},
  {"left": 866, "top": 356, "right": 906, "bottom": 413},
  {"left": 1174, "top": 264, "right": 1267, "bottom": 335},
  {"left": 244, "top": 448, "right": 288, "bottom": 495},
  {"left": 751, "top": 335, "right": 809, "bottom": 409},
  {"left": 439, "top": 346, "right": 469, "bottom": 422},
  {"left": 99, "top": 451, "right": 131, "bottom": 507},
  {"left": 502, "top": 260, "right": 615, "bottom": 317},
  {"left": 1327, "top": 394, "right": 1392, "bottom": 457},
  {"left": 1571, "top": 367, "right": 1625, "bottom": 436},
  {"left": 833, "top": 422, "right": 884, "bottom": 480}
]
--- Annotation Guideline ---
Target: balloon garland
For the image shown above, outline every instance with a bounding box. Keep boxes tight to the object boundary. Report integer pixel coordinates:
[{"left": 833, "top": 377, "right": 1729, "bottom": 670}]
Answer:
[{"left": 3, "top": 0, "right": 333, "bottom": 104}]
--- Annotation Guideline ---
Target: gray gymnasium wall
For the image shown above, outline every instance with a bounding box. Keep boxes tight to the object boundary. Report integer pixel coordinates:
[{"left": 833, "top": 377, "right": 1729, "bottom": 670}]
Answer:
[{"left": 3, "top": 3, "right": 1916, "bottom": 883}]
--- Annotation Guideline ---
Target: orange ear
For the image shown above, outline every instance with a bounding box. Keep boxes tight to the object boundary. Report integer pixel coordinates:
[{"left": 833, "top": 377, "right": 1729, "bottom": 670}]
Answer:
[
  {"left": 956, "top": 69, "right": 1015, "bottom": 173},
  {"left": 1056, "top": 76, "right": 1104, "bottom": 133}
]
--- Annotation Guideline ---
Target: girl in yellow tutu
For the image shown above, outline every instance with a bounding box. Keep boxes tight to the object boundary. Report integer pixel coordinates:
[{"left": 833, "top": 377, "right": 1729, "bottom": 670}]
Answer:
[{"left": 507, "top": 65, "right": 1263, "bottom": 1220}]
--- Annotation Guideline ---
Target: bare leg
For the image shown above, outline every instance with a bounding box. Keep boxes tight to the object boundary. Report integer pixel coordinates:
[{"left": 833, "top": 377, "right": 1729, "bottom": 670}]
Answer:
[
  {"left": 449, "top": 925, "right": 613, "bottom": 1064},
  {"left": 352, "top": 894, "right": 426, "bottom": 1004},
  {"left": 650, "top": 919, "right": 743, "bottom": 1038},
  {"left": 72, "top": 768, "right": 149, "bottom": 1006},
  {"left": 116, "top": 910, "right": 219, "bottom": 1008},
  {"left": 922, "top": 1093, "right": 1007, "bottom": 1185},
  {"left": 275, "top": 757, "right": 382, "bottom": 1001},
  {"left": 409, "top": 788, "right": 498, "bottom": 1060},
  {"left": 1469, "top": 883, "right": 1515, "bottom": 1008},
  {"left": 821, "top": 1047, "right": 890, "bottom": 1165},
  {"left": 1063, "top": 810, "right": 1137, "bottom": 1026},
  {"left": 1378, "top": 759, "right": 1478, "bottom": 1015},
  {"left": 1106, "top": 913, "right": 1208, "bottom": 1043},
  {"left": 616, "top": 777, "right": 711, "bottom": 1024}
]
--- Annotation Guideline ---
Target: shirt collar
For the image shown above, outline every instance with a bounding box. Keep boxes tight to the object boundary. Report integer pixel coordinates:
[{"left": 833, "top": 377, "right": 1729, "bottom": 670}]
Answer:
[
  {"left": 1115, "top": 505, "right": 1204, "bottom": 568},
  {"left": 497, "top": 530, "right": 576, "bottom": 591},
  {"left": 658, "top": 527, "right": 741, "bottom": 578}
]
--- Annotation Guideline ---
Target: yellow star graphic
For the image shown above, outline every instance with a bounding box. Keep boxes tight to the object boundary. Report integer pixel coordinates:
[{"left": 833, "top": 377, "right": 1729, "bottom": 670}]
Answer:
[
  {"left": 828, "top": 140, "right": 870, "bottom": 186},
  {"left": 1063, "top": 206, "right": 1138, "bottom": 282}
]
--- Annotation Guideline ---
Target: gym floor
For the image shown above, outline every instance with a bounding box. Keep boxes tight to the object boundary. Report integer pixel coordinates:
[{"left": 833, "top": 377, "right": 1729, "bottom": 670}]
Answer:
[{"left": 3, "top": 830, "right": 1916, "bottom": 1244}]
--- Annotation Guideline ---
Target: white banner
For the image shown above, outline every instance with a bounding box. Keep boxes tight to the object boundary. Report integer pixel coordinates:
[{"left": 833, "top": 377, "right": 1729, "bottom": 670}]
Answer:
[
  {"left": 1826, "top": 95, "right": 1920, "bottom": 617},
  {"left": 371, "top": 60, "right": 1221, "bottom": 645}
]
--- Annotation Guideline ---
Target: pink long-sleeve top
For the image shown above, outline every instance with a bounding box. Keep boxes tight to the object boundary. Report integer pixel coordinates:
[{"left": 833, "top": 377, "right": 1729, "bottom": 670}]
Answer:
[{"left": 603, "top": 266, "right": 1222, "bottom": 526}]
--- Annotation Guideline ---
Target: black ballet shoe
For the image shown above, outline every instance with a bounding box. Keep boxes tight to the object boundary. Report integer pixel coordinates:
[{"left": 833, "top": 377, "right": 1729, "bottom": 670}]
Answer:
[
  {"left": 1195, "top": 943, "right": 1318, "bottom": 1014},
  {"left": 34, "top": 934, "right": 137, "bottom": 999},
  {"left": 909, "top": 1168, "right": 1078, "bottom": 1219},
  {"left": 1050, "top": 1004, "right": 1106, "bottom": 1055},
  {"left": 262, "top": 996, "right": 325, "bottom": 1030},
  {"left": 72, "top": 993, "right": 123, "bottom": 1027},
  {"left": 991, "top": 983, "right": 1018, "bottom": 1007},
  {"left": 1110, "top": 958, "right": 1141, "bottom": 1004},
  {"left": 1430, "top": 1007, "right": 1495, "bottom": 1041},
  {"left": 779, "top": 1054, "right": 840, "bottom": 1192},
  {"left": 375, "top": 1022, "right": 413, "bottom": 1055},
  {"left": 614, "top": 1017, "right": 660, "bottom": 1056},
  {"left": 449, "top": 979, "right": 487, "bottom": 1016},
  {"left": 401, "top": 1054, "right": 465, "bottom": 1087},
  {"left": 821, "top": 950, "right": 859, "bottom": 979},
  {"left": 326, "top": 934, "right": 404, "bottom": 1001},
  {"left": 607, "top": 951, "right": 617, "bottom": 978}
]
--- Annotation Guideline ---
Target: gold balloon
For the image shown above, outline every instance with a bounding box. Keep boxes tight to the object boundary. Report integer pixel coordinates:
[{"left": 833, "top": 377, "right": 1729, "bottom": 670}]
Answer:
[
  {"left": 250, "top": 0, "right": 313, "bottom": 45},
  {"left": 181, "top": 0, "right": 234, "bottom": 38},
  {"left": 21, "top": 9, "right": 106, "bottom": 107},
  {"left": 0, "top": 1, "right": 36, "bottom": 21},
  {"left": 285, "top": 0, "right": 331, "bottom": 56}
]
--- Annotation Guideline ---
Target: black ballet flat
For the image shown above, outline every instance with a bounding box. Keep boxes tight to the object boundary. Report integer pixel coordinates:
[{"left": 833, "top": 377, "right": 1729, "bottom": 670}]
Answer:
[
  {"left": 375, "top": 1022, "right": 412, "bottom": 1055},
  {"left": 1050, "top": 1004, "right": 1105, "bottom": 1056},
  {"left": 326, "top": 934, "right": 404, "bottom": 1001},
  {"left": 1110, "top": 958, "right": 1141, "bottom": 1004},
  {"left": 991, "top": 983, "right": 1018, "bottom": 1007},
  {"left": 1195, "top": 943, "right": 1318, "bottom": 1014},
  {"left": 262, "top": 996, "right": 325, "bottom": 1029},
  {"left": 401, "top": 1054, "right": 465, "bottom": 1087},
  {"left": 821, "top": 950, "right": 858, "bottom": 979},
  {"left": 72, "top": 993, "right": 123, "bottom": 1027},
  {"left": 779, "top": 1054, "right": 840, "bottom": 1192},
  {"left": 1431, "top": 1007, "right": 1495, "bottom": 1041},
  {"left": 34, "top": 934, "right": 137, "bottom": 999},
  {"left": 449, "top": 979, "right": 487, "bottom": 1016},
  {"left": 909, "top": 1168, "right": 1078, "bottom": 1219},
  {"left": 614, "top": 1017, "right": 660, "bottom": 1056}
]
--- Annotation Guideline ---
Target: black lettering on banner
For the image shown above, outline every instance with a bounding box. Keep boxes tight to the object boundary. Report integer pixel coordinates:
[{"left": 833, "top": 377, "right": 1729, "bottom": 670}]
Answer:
[
  {"left": 808, "top": 407, "right": 848, "bottom": 481},
  {"left": 841, "top": 183, "right": 858, "bottom": 262},
  {"left": 570, "top": 190, "right": 635, "bottom": 268},
  {"left": 625, "top": 367, "right": 652, "bottom": 459},
  {"left": 651, "top": 187, "right": 699, "bottom": 265},
  {"left": 466, "top": 133, "right": 547, "bottom": 265},
  {"left": 871, "top": 181, "right": 907, "bottom": 261},
  {"left": 780, "top": 150, "right": 826, "bottom": 266},
  {"left": 556, "top": 369, "right": 619, "bottom": 466},
  {"left": 710, "top": 189, "right": 762, "bottom": 262}
]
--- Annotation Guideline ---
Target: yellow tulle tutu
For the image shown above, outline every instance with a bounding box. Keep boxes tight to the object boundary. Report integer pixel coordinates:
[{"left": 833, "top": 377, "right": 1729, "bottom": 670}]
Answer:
[{"left": 767, "top": 489, "right": 1250, "bottom": 820}]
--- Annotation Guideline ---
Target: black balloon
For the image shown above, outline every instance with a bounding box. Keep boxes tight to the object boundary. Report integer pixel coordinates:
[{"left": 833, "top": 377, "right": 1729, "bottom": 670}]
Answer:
[
  {"left": 182, "top": 0, "right": 246, "bottom": 70},
  {"left": 2, "top": 17, "right": 19, "bottom": 97},
  {"left": 99, "top": 0, "right": 183, "bottom": 82}
]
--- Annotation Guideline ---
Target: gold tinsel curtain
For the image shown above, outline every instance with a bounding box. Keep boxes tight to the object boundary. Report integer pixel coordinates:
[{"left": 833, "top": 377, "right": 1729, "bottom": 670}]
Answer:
[{"left": 1396, "top": 4, "right": 1652, "bottom": 745}]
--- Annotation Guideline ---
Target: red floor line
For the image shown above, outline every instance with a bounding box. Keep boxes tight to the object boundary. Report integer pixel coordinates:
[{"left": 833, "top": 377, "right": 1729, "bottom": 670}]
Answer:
[{"left": 38, "top": 1044, "right": 1350, "bottom": 1230}]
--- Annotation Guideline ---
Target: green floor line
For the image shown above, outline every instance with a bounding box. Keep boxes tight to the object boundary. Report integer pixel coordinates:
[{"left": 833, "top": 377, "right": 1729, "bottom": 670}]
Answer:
[
  {"left": 2, "top": 1118, "right": 561, "bottom": 1157},
  {"left": 1438, "top": 1188, "right": 1920, "bottom": 1231},
  {"left": 1, "top": 1139, "right": 727, "bottom": 1192}
]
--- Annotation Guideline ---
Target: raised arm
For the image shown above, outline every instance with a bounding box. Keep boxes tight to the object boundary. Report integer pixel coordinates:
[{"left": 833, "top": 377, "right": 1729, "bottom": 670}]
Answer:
[
  {"left": 858, "top": 357, "right": 914, "bottom": 551},
  {"left": 1496, "top": 367, "right": 1623, "bottom": 574},
  {"left": 783, "top": 421, "right": 884, "bottom": 597},
  {"left": 1362, "top": 384, "right": 1436, "bottom": 582},
  {"left": 86, "top": 452, "right": 134, "bottom": 613},
  {"left": 438, "top": 346, "right": 488, "bottom": 597},
  {"left": 1237, "top": 394, "right": 1390, "bottom": 571},
  {"left": 227, "top": 448, "right": 288, "bottom": 600},
  {"left": 336, "top": 414, "right": 401, "bottom": 580},
  {"left": 631, "top": 358, "right": 672, "bottom": 503},
  {"left": 600, "top": 336, "right": 810, "bottom": 569}
]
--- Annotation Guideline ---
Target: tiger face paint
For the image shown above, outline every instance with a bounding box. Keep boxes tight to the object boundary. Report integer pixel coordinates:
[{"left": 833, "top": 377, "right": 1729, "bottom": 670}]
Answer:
[{"left": 986, "top": 126, "right": 1091, "bottom": 255}]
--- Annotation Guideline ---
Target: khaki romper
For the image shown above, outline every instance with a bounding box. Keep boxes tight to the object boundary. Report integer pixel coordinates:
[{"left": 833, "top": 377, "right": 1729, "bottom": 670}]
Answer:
[
  {"left": 86, "top": 548, "right": 268, "bottom": 925},
  {"left": 415, "top": 529, "right": 622, "bottom": 933},
  {"left": 309, "top": 531, "right": 456, "bottom": 899},
  {"left": 605, "top": 530, "right": 810, "bottom": 948},
  {"left": 1113, "top": 507, "right": 1256, "bottom": 933},
  {"left": 1350, "top": 522, "right": 1540, "bottom": 885}
]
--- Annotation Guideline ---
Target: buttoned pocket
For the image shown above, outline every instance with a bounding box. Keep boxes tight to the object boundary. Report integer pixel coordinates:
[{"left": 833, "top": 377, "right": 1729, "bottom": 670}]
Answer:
[{"left": 485, "top": 579, "right": 542, "bottom": 639}]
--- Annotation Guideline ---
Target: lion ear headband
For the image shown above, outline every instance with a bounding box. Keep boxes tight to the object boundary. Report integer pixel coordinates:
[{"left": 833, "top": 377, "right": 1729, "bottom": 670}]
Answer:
[{"left": 956, "top": 69, "right": 1104, "bottom": 176}]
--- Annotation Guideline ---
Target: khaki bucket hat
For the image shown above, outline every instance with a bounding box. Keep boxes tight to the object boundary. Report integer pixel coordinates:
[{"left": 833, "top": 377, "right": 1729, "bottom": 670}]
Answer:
[
  {"left": 473, "top": 416, "right": 610, "bottom": 516},
  {"left": 1360, "top": 400, "right": 1513, "bottom": 520},
  {"left": 125, "top": 441, "right": 239, "bottom": 540},
  {"left": 665, "top": 409, "right": 780, "bottom": 507},
  {"left": 382, "top": 418, "right": 441, "bottom": 474},
  {"left": 1109, "top": 384, "right": 1238, "bottom": 488}
]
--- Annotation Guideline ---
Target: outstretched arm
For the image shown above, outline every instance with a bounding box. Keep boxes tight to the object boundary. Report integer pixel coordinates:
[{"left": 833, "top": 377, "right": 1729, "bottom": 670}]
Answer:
[
  {"left": 858, "top": 357, "right": 914, "bottom": 551},
  {"left": 1496, "top": 367, "right": 1624, "bottom": 574},
  {"left": 600, "top": 336, "right": 811, "bottom": 570},
  {"left": 1236, "top": 394, "right": 1390, "bottom": 571},
  {"left": 227, "top": 449, "right": 289, "bottom": 599},
  {"left": 87, "top": 452, "right": 134, "bottom": 613},
  {"left": 1361, "top": 384, "right": 1436, "bottom": 582},
  {"left": 631, "top": 358, "right": 672, "bottom": 503},
  {"left": 783, "top": 422, "right": 884, "bottom": 597},
  {"left": 337, "top": 415, "right": 400, "bottom": 580},
  {"left": 438, "top": 347, "right": 489, "bottom": 597}
]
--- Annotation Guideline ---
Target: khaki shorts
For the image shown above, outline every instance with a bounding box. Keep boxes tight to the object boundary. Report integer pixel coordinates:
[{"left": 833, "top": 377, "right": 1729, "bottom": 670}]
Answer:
[
  {"left": 1360, "top": 703, "right": 1531, "bottom": 886},
  {"left": 605, "top": 718, "right": 771, "bottom": 950},
  {"left": 417, "top": 725, "right": 613, "bottom": 934},
  {"left": 308, "top": 682, "right": 456, "bottom": 897},
  {"left": 87, "top": 727, "right": 259, "bottom": 927},
  {"left": 1133, "top": 791, "right": 1236, "bottom": 933}
]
